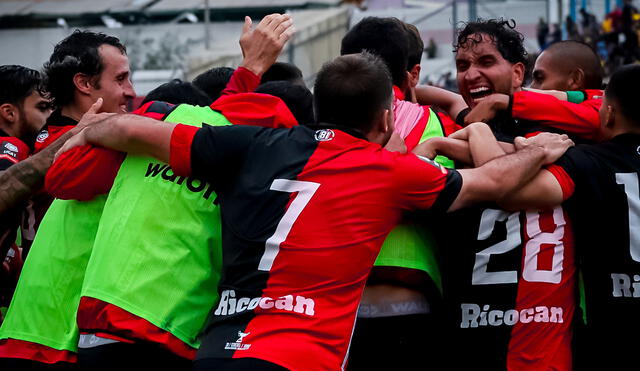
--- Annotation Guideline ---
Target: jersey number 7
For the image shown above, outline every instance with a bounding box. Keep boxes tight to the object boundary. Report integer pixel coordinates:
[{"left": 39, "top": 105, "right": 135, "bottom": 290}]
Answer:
[{"left": 258, "top": 179, "right": 321, "bottom": 271}]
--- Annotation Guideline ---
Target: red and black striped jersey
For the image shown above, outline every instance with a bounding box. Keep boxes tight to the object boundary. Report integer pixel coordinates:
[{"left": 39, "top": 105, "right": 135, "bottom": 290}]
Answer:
[
  {"left": 169, "top": 123, "right": 462, "bottom": 371},
  {"left": 432, "top": 204, "right": 575, "bottom": 370},
  {"left": 0, "top": 133, "right": 29, "bottom": 306},
  {"left": 549, "top": 133, "right": 640, "bottom": 368}
]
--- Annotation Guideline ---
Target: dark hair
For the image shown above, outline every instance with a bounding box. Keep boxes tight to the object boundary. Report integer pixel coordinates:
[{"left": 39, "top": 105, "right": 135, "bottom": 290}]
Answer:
[
  {"left": 43, "top": 30, "right": 126, "bottom": 108},
  {"left": 454, "top": 18, "right": 527, "bottom": 66},
  {"left": 341, "top": 17, "right": 409, "bottom": 87},
  {"left": 314, "top": 52, "right": 392, "bottom": 132},
  {"left": 606, "top": 64, "right": 640, "bottom": 125},
  {"left": 255, "top": 81, "right": 314, "bottom": 126},
  {"left": 141, "top": 79, "right": 211, "bottom": 106},
  {"left": 403, "top": 23, "right": 424, "bottom": 69},
  {"left": 0, "top": 65, "right": 45, "bottom": 106},
  {"left": 545, "top": 40, "right": 603, "bottom": 89},
  {"left": 261, "top": 62, "right": 304, "bottom": 86},
  {"left": 192, "top": 66, "right": 235, "bottom": 102}
]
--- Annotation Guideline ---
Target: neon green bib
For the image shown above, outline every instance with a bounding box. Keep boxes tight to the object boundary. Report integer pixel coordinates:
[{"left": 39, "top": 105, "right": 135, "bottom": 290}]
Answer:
[
  {"left": 374, "top": 108, "right": 454, "bottom": 291},
  {"left": 0, "top": 197, "right": 106, "bottom": 352},
  {"left": 81, "top": 105, "right": 229, "bottom": 347}
]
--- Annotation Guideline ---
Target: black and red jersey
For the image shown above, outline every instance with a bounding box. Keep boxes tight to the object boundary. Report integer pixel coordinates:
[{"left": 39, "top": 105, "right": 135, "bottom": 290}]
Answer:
[
  {"left": 0, "top": 132, "right": 29, "bottom": 307},
  {"left": 168, "top": 123, "right": 462, "bottom": 371},
  {"left": 549, "top": 133, "right": 640, "bottom": 368},
  {"left": 432, "top": 204, "right": 575, "bottom": 370},
  {"left": 429, "top": 114, "right": 577, "bottom": 370}
]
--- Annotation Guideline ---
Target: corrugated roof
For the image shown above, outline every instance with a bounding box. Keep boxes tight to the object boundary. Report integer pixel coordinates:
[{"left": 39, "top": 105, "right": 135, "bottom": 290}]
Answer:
[
  {"left": 148, "top": 0, "right": 339, "bottom": 12},
  {"left": 0, "top": 0, "right": 154, "bottom": 16}
]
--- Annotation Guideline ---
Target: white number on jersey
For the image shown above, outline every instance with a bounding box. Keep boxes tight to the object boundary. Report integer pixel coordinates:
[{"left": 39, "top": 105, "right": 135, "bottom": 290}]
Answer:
[
  {"left": 615, "top": 173, "right": 640, "bottom": 262},
  {"left": 258, "top": 179, "right": 320, "bottom": 271},
  {"left": 472, "top": 207, "right": 566, "bottom": 285}
]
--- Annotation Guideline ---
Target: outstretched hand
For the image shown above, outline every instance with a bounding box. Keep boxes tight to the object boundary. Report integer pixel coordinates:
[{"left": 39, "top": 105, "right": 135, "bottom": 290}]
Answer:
[
  {"left": 514, "top": 132, "right": 575, "bottom": 164},
  {"left": 239, "top": 13, "right": 295, "bottom": 76}
]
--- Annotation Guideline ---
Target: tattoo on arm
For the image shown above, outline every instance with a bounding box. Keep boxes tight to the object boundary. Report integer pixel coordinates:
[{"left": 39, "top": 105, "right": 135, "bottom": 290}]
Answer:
[{"left": 0, "top": 129, "right": 77, "bottom": 215}]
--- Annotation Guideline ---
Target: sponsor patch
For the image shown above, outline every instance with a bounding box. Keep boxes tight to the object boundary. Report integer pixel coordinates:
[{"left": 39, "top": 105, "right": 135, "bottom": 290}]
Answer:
[
  {"left": 36, "top": 129, "right": 49, "bottom": 143},
  {"left": 314, "top": 129, "right": 335, "bottom": 142}
]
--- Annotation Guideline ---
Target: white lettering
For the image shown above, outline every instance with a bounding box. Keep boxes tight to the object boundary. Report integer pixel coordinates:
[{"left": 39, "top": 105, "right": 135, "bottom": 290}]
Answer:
[
  {"left": 216, "top": 290, "right": 316, "bottom": 317},
  {"left": 460, "top": 303, "right": 564, "bottom": 327}
]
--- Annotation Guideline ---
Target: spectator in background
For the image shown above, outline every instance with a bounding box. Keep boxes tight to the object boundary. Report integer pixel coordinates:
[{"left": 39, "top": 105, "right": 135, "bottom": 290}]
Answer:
[
  {"left": 536, "top": 17, "right": 549, "bottom": 50},
  {"left": 566, "top": 15, "right": 580, "bottom": 40},
  {"left": 425, "top": 37, "right": 438, "bottom": 59},
  {"left": 192, "top": 66, "right": 234, "bottom": 102},
  {"left": 621, "top": 0, "right": 639, "bottom": 63},
  {"left": 550, "top": 23, "right": 562, "bottom": 44}
]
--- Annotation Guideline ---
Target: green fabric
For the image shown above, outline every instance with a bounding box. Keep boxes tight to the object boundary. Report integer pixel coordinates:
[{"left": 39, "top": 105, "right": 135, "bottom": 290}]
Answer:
[
  {"left": 566, "top": 90, "right": 587, "bottom": 104},
  {"left": 81, "top": 104, "right": 229, "bottom": 348},
  {"left": 0, "top": 197, "right": 107, "bottom": 352},
  {"left": 374, "top": 108, "right": 453, "bottom": 291},
  {"left": 418, "top": 108, "right": 455, "bottom": 169}
]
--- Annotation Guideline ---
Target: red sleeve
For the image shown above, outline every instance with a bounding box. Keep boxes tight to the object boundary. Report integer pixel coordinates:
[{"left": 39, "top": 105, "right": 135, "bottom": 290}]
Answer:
[
  {"left": 34, "top": 125, "right": 74, "bottom": 153},
  {"left": 584, "top": 89, "right": 604, "bottom": 100},
  {"left": 169, "top": 124, "right": 199, "bottom": 177},
  {"left": 0, "top": 137, "right": 29, "bottom": 170},
  {"left": 437, "top": 111, "right": 463, "bottom": 136},
  {"left": 45, "top": 145, "right": 126, "bottom": 201},
  {"left": 211, "top": 93, "right": 298, "bottom": 128},
  {"left": 219, "top": 67, "right": 261, "bottom": 97},
  {"left": 511, "top": 91, "right": 601, "bottom": 141},
  {"left": 392, "top": 152, "right": 461, "bottom": 212},
  {"left": 546, "top": 164, "right": 575, "bottom": 201}
]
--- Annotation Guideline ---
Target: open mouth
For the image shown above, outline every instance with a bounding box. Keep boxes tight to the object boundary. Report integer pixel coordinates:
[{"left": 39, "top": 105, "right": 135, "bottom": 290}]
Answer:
[{"left": 469, "top": 86, "right": 493, "bottom": 101}]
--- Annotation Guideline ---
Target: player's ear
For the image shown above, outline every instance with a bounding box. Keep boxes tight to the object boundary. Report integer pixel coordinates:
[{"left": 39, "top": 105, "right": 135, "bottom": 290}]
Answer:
[
  {"left": 604, "top": 103, "right": 615, "bottom": 128},
  {"left": 512, "top": 62, "right": 525, "bottom": 89},
  {"left": 568, "top": 68, "right": 585, "bottom": 90},
  {"left": 0, "top": 103, "right": 17, "bottom": 123},
  {"left": 73, "top": 72, "right": 95, "bottom": 95}
]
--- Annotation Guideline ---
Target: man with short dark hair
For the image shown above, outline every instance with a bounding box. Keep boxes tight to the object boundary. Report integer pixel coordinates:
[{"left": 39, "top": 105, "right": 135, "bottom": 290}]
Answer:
[
  {"left": 55, "top": 50, "right": 573, "bottom": 371},
  {"left": 18, "top": 30, "right": 135, "bottom": 258}
]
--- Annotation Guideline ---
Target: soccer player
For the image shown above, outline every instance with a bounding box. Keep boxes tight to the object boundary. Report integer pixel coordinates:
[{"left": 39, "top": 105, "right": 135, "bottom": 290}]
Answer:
[
  {"left": 498, "top": 63, "right": 640, "bottom": 370},
  {"left": 0, "top": 65, "right": 51, "bottom": 317},
  {"left": 339, "top": 18, "right": 459, "bottom": 369},
  {"left": 426, "top": 19, "right": 577, "bottom": 370},
  {"left": 55, "top": 51, "right": 573, "bottom": 371}
]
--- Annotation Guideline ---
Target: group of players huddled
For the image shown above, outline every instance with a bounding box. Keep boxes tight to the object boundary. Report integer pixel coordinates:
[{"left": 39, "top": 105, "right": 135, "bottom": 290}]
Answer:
[{"left": 0, "top": 12, "right": 638, "bottom": 371}]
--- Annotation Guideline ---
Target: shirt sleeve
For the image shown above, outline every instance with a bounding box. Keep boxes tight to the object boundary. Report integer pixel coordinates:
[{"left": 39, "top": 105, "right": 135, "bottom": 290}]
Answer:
[
  {"left": 437, "top": 111, "right": 463, "bottom": 136},
  {"left": 545, "top": 146, "right": 592, "bottom": 201},
  {"left": 211, "top": 93, "right": 298, "bottom": 128},
  {"left": 219, "top": 67, "right": 261, "bottom": 97},
  {"left": 391, "top": 152, "right": 463, "bottom": 213},
  {"left": 169, "top": 124, "right": 264, "bottom": 181},
  {"left": 511, "top": 91, "right": 601, "bottom": 141},
  {"left": 45, "top": 145, "right": 126, "bottom": 200},
  {"left": 0, "top": 137, "right": 29, "bottom": 171}
]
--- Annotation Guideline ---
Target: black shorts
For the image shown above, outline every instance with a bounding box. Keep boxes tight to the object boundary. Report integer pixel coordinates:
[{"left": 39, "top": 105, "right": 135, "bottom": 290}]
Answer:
[
  {"left": 78, "top": 341, "right": 191, "bottom": 371},
  {"left": 193, "top": 357, "right": 288, "bottom": 371},
  {"left": 346, "top": 313, "right": 444, "bottom": 371}
]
